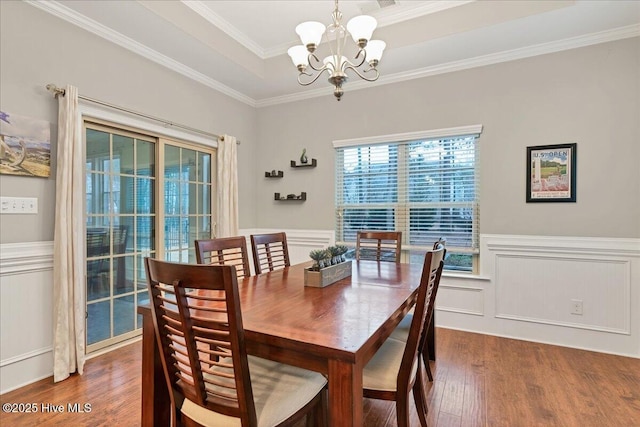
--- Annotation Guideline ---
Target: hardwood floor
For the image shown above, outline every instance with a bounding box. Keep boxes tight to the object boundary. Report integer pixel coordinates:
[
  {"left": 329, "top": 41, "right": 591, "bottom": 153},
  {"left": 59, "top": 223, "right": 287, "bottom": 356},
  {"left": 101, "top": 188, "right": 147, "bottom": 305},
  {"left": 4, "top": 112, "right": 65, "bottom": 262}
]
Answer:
[{"left": 1, "top": 328, "right": 639, "bottom": 426}]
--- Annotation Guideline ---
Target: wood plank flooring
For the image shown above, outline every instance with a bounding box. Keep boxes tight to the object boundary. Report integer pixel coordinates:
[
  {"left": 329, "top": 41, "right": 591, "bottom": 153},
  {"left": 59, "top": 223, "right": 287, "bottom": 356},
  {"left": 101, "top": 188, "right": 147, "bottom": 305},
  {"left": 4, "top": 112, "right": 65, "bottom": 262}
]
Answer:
[{"left": 1, "top": 328, "right": 639, "bottom": 426}]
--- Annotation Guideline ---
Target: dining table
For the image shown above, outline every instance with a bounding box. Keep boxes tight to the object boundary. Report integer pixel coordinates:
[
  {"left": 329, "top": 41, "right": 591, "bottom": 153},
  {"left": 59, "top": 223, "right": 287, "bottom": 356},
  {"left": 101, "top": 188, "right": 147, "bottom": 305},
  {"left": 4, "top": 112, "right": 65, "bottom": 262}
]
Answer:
[{"left": 137, "top": 259, "right": 434, "bottom": 427}]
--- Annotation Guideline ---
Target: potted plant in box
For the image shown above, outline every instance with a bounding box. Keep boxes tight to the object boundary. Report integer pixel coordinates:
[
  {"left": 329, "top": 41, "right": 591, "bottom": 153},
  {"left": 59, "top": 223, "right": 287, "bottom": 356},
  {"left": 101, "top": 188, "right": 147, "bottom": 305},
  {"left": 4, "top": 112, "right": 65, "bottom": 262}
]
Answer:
[{"left": 304, "top": 246, "right": 352, "bottom": 287}]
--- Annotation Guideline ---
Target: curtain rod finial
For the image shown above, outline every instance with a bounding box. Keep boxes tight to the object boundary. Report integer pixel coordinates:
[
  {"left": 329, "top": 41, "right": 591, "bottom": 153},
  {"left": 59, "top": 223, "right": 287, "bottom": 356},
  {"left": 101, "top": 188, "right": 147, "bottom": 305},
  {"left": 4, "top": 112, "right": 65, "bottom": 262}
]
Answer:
[{"left": 46, "top": 84, "right": 65, "bottom": 97}]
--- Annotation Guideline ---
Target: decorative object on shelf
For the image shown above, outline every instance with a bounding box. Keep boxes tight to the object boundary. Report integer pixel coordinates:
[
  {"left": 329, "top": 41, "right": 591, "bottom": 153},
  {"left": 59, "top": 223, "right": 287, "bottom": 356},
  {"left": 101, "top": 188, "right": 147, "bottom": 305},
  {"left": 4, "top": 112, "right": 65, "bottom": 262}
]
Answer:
[
  {"left": 274, "top": 192, "right": 307, "bottom": 201},
  {"left": 287, "top": 0, "right": 385, "bottom": 101},
  {"left": 265, "top": 170, "right": 284, "bottom": 178},
  {"left": 300, "top": 148, "right": 308, "bottom": 164},
  {"left": 526, "top": 143, "right": 577, "bottom": 203},
  {"left": 305, "top": 245, "right": 352, "bottom": 287},
  {"left": 290, "top": 158, "right": 317, "bottom": 168}
]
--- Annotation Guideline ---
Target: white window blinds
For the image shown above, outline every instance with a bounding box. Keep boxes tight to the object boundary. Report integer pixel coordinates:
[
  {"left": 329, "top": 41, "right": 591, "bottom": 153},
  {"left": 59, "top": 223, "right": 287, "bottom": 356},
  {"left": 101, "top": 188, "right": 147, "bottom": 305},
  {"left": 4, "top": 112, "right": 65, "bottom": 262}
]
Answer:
[{"left": 335, "top": 126, "right": 481, "bottom": 257}]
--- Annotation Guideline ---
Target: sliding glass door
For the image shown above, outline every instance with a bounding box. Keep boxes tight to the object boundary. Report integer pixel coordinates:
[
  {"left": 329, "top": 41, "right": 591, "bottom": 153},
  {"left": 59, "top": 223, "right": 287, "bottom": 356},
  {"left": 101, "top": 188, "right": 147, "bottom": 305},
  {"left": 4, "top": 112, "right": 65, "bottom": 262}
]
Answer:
[{"left": 85, "top": 123, "right": 214, "bottom": 352}]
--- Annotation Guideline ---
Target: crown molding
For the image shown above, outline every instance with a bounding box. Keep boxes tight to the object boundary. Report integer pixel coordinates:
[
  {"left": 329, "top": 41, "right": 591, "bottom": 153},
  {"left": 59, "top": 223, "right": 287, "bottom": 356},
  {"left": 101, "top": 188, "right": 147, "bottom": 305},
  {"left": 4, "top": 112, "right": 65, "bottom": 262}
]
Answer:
[
  {"left": 25, "top": 0, "right": 257, "bottom": 107},
  {"left": 181, "top": 0, "right": 266, "bottom": 59},
  {"left": 25, "top": 0, "right": 640, "bottom": 109},
  {"left": 256, "top": 24, "right": 640, "bottom": 107},
  {"left": 375, "top": 0, "right": 473, "bottom": 27}
]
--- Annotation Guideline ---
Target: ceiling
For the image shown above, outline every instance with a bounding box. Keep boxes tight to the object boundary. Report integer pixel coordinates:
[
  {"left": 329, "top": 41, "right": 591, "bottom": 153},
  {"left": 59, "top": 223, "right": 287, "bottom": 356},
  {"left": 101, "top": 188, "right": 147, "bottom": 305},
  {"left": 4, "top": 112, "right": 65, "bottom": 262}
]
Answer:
[{"left": 30, "top": 1, "right": 640, "bottom": 107}]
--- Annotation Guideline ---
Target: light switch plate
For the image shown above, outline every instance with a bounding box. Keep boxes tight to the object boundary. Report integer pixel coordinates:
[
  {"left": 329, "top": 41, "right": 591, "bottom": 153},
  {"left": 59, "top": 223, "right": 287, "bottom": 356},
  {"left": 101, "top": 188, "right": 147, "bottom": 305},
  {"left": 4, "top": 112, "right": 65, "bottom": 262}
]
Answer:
[{"left": 0, "top": 197, "right": 38, "bottom": 214}]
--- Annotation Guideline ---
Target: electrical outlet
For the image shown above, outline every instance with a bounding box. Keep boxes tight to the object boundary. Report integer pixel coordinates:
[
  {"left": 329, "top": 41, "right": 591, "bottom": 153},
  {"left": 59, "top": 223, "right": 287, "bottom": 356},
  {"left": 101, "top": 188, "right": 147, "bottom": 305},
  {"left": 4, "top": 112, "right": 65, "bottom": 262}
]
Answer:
[{"left": 570, "top": 299, "right": 583, "bottom": 315}]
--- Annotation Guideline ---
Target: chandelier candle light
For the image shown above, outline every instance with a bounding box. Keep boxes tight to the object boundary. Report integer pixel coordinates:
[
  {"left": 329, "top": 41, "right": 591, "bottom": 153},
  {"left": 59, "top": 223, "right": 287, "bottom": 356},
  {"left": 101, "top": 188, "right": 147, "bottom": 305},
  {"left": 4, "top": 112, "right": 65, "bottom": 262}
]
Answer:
[{"left": 287, "top": 0, "right": 386, "bottom": 101}]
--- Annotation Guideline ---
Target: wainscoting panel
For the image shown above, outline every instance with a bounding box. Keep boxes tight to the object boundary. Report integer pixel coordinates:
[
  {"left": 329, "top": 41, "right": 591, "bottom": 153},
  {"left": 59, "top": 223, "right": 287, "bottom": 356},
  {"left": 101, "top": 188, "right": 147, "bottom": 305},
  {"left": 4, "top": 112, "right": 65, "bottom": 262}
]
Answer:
[
  {"left": 0, "top": 241, "right": 54, "bottom": 394},
  {"left": 436, "top": 285, "right": 484, "bottom": 316},
  {"left": 494, "top": 254, "right": 630, "bottom": 334},
  {"left": 466, "top": 234, "right": 640, "bottom": 358}
]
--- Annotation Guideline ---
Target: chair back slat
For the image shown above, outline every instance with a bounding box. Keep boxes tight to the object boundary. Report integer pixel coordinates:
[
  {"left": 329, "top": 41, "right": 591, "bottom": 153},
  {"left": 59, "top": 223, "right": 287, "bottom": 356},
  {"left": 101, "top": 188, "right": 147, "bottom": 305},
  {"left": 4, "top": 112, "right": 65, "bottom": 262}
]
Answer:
[
  {"left": 195, "top": 237, "right": 251, "bottom": 280},
  {"left": 250, "top": 232, "right": 291, "bottom": 274},
  {"left": 356, "top": 231, "right": 402, "bottom": 263},
  {"left": 398, "top": 245, "right": 445, "bottom": 388},
  {"left": 145, "top": 258, "right": 258, "bottom": 426}
]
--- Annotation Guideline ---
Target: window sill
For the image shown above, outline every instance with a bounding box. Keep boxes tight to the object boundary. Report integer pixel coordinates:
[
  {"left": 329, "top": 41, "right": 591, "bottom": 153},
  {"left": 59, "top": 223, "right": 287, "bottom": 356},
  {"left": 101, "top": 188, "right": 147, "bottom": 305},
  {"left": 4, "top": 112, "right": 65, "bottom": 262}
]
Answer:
[{"left": 441, "top": 271, "right": 491, "bottom": 281}]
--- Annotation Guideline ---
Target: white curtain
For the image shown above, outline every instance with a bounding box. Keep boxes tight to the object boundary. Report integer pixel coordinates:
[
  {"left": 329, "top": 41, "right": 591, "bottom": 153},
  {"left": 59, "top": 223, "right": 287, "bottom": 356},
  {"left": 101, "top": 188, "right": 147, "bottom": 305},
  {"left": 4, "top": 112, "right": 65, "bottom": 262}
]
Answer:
[
  {"left": 216, "top": 134, "right": 239, "bottom": 237},
  {"left": 52, "top": 85, "right": 86, "bottom": 382}
]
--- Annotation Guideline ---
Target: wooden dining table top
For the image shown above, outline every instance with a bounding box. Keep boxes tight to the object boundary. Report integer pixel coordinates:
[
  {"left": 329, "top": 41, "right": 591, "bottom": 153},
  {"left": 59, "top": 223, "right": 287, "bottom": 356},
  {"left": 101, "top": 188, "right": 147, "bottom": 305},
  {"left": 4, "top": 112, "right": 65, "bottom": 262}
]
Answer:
[
  {"left": 236, "top": 260, "right": 424, "bottom": 362},
  {"left": 138, "top": 259, "right": 426, "bottom": 427}
]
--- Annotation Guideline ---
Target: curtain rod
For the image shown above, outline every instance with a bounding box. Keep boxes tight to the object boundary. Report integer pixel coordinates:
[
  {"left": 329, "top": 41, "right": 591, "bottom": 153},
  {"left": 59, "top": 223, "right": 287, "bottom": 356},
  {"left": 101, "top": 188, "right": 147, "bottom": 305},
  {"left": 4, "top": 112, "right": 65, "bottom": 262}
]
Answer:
[{"left": 45, "top": 84, "right": 239, "bottom": 144}]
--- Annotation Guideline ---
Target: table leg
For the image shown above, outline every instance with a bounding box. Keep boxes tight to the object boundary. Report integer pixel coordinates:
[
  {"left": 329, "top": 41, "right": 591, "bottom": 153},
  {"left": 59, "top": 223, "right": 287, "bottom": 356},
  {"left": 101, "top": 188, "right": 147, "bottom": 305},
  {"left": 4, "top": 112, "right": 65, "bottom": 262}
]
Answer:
[{"left": 328, "top": 359, "right": 363, "bottom": 427}]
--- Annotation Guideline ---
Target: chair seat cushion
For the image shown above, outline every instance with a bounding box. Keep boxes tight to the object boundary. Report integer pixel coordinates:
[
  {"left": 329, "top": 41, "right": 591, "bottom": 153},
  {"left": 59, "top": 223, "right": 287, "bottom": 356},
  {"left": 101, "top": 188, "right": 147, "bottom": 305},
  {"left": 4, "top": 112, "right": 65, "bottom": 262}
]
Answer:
[
  {"left": 181, "top": 355, "right": 327, "bottom": 427},
  {"left": 389, "top": 312, "right": 412, "bottom": 342},
  {"left": 363, "top": 337, "right": 417, "bottom": 392}
]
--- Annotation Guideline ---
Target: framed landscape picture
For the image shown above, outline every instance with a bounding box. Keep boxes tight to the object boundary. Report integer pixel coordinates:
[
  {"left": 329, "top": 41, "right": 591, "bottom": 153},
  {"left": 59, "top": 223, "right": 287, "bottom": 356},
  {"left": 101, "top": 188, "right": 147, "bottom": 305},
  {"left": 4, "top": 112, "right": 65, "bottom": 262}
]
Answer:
[
  {"left": 526, "top": 143, "right": 576, "bottom": 203},
  {"left": 0, "top": 110, "right": 51, "bottom": 178}
]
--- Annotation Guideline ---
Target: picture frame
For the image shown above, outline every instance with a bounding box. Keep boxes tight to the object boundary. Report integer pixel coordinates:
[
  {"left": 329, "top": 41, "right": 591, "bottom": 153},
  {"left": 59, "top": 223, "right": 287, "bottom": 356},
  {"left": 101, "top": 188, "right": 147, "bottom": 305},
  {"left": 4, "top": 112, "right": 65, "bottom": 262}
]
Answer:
[
  {"left": 0, "top": 110, "right": 51, "bottom": 178},
  {"left": 526, "top": 143, "right": 576, "bottom": 203}
]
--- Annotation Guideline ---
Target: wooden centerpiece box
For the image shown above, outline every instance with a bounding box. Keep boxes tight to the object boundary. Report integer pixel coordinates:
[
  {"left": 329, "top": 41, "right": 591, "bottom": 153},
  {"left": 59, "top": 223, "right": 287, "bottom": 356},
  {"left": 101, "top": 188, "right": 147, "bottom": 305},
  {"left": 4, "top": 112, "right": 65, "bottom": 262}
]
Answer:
[{"left": 304, "top": 261, "right": 352, "bottom": 288}]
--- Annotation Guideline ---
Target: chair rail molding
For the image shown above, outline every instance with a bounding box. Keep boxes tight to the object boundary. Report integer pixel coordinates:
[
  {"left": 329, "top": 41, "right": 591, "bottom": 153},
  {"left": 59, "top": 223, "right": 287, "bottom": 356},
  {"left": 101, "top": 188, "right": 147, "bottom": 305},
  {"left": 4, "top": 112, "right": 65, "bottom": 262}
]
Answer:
[
  {"left": 484, "top": 234, "right": 640, "bottom": 257},
  {"left": 0, "top": 241, "right": 54, "bottom": 276}
]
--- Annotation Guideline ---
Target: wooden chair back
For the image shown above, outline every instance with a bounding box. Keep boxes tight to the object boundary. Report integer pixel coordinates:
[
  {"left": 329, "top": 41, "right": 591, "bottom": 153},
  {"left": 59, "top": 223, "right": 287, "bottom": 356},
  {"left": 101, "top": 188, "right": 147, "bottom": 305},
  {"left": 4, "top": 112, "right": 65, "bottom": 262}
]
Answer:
[
  {"left": 433, "top": 237, "right": 447, "bottom": 256},
  {"left": 356, "top": 231, "right": 402, "bottom": 263},
  {"left": 144, "top": 258, "right": 258, "bottom": 426},
  {"left": 195, "top": 236, "right": 251, "bottom": 279},
  {"left": 362, "top": 244, "right": 445, "bottom": 427},
  {"left": 250, "top": 232, "right": 291, "bottom": 274},
  {"left": 401, "top": 246, "right": 445, "bottom": 384}
]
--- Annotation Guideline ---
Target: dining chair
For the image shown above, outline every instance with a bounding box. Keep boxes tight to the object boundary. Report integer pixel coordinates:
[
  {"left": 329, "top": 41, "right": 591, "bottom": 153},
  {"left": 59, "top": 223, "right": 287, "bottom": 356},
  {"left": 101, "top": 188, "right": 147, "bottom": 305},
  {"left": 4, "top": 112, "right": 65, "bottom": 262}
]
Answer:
[
  {"left": 250, "top": 232, "right": 291, "bottom": 274},
  {"left": 390, "top": 239, "right": 446, "bottom": 381},
  {"left": 195, "top": 236, "right": 251, "bottom": 279},
  {"left": 362, "top": 244, "right": 445, "bottom": 427},
  {"left": 144, "top": 258, "right": 327, "bottom": 427},
  {"left": 356, "top": 230, "right": 402, "bottom": 263}
]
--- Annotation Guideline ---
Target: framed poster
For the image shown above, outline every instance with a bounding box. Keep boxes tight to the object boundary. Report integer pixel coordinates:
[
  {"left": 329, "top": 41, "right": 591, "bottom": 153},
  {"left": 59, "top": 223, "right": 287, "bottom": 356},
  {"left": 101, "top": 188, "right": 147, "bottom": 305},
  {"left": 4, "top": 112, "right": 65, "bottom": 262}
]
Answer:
[
  {"left": 526, "top": 143, "right": 576, "bottom": 202},
  {"left": 0, "top": 110, "right": 51, "bottom": 178}
]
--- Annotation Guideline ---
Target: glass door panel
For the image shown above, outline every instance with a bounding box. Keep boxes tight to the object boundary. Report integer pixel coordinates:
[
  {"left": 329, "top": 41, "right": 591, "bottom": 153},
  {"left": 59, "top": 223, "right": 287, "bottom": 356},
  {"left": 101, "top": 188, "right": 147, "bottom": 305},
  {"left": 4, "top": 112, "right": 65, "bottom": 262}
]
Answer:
[
  {"left": 163, "top": 144, "right": 212, "bottom": 263},
  {"left": 85, "top": 125, "right": 156, "bottom": 351}
]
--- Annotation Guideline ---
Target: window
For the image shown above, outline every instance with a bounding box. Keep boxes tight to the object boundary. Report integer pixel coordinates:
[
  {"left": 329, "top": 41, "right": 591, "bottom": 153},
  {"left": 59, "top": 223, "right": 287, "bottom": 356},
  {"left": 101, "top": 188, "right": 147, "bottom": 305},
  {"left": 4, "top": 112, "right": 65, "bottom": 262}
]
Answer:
[{"left": 334, "top": 125, "right": 482, "bottom": 272}]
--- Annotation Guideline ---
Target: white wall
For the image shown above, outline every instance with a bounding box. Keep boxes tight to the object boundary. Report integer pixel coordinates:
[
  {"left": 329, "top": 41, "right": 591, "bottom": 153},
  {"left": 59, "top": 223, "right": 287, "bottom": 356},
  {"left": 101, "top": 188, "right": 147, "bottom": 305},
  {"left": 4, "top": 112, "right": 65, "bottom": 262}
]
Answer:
[
  {"left": 0, "top": 0, "right": 258, "bottom": 244},
  {"left": 254, "top": 37, "right": 640, "bottom": 238}
]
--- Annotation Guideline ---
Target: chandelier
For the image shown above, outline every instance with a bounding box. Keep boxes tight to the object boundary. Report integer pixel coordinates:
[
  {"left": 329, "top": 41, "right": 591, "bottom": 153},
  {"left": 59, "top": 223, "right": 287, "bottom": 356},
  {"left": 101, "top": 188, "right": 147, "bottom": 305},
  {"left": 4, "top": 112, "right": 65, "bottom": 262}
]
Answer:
[{"left": 287, "top": 0, "right": 386, "bottom": 101}]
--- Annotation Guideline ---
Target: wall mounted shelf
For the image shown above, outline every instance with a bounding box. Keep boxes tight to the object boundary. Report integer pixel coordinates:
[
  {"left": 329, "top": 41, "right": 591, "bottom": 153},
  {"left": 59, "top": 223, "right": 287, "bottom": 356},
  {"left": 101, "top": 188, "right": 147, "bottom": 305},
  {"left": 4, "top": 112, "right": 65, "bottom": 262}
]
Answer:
[
  {"left": 265, "top": 170, "right": 284, "bottom": 178},
  {"left": 274, "top": 192, "right": 307, "bottom": 201},
  {"left": 290, "top": 159, "right": 317, "bottom": 168}
]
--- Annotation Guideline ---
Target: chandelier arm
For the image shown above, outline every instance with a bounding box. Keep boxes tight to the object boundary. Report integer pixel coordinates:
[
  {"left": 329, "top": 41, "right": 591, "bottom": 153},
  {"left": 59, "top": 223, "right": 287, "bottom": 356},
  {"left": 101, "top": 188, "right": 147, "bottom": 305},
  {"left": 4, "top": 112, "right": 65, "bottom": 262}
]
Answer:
[
  {"left": 298, "top": 67, "right": 331, "bottom": 86},
  {"left": 307, "top": 53, "right": 326, "bottom": 72},
  {"left": 344, "top": 64, "right": 380, "bottom": 82},
  {"left": 350, "top": 49, "right": 368, "bottom": 69}
]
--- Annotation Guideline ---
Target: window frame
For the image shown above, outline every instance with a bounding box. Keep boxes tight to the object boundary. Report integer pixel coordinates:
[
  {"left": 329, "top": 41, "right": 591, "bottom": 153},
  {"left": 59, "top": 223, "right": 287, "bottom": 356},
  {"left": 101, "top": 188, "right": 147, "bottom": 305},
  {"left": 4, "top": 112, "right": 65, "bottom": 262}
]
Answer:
[{"left": 333, "top": 125, "right": 482, "bottom": 273}]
